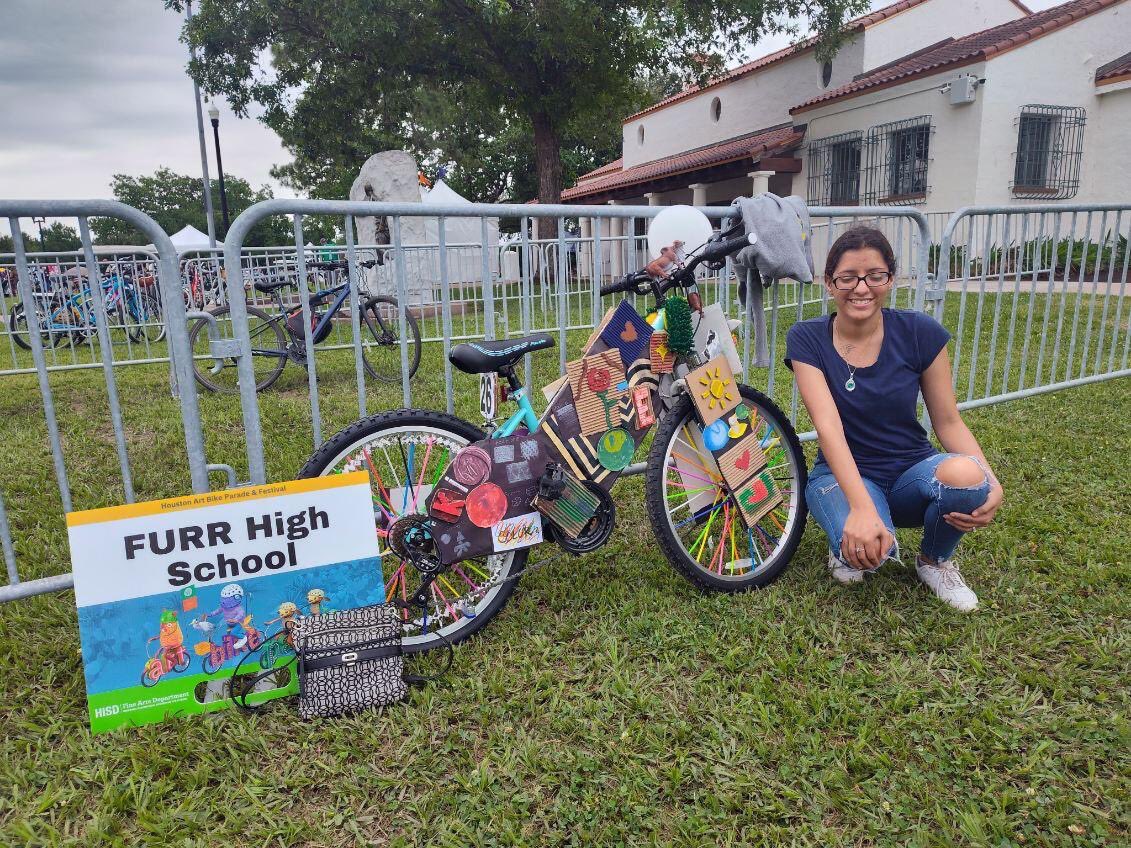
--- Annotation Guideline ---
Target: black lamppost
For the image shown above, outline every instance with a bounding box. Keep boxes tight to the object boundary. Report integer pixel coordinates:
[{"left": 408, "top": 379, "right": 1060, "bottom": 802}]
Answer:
[
  {"left": 207, "top": 104, "right": 231, "bottom": 236},
  {"left": 32, "top": 216, "right": 46, "bottom": 249}
]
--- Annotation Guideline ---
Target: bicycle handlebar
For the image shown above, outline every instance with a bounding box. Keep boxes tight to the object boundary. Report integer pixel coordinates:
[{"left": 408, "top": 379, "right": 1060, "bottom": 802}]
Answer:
[
  {"left": 306, "top": 258, "right": 380, "bottom": 270},
  {"left": 598, "top": 232, "right": 754, "bottom": 298}
]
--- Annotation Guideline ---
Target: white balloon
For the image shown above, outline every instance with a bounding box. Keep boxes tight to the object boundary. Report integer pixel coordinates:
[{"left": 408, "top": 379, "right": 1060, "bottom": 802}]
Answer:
[{"left": 647, "top": 205, "right": 714, "bottom": 262}]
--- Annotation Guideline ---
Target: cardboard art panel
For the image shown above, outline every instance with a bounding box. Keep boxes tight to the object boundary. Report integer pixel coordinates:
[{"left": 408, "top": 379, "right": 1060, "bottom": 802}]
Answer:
[
  {"left": 692, "top": 302, "right": 742, "bottom": 377},
  {"left": 427, "top": 432, "right": 554, "bottom": 563},
  {"left": 565, "top": 349, "right": 628, "bottom": 436},
  {"left": 733, "top": 468, "right": 784, "bottom": 528},
  {"left": 687, "top": 354, "right": 741, "bottom": 427},
  {"left": 533, "top": 470, "right": 600, "bottom": 539},
  {"left": 599, "top": 300, "right": 653, "bottom": 371},
  {"left": 714, "top": 427, "right": 768, "bottom": 493},
  {"left": 649, "top": 332, "right": 675, "bottom": 374}
]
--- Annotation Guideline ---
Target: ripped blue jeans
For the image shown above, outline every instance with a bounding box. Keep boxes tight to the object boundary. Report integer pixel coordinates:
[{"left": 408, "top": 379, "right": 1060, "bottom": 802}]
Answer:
[{"left": 805, "top": 453, "right": 992, "bottom": 566}]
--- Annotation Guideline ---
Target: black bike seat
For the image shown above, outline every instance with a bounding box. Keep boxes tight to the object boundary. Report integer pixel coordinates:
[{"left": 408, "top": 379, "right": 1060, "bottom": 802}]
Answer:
[
  {"left": 449, "top": 333, "right": 555, "bottom": 374},
  {"left": 253, "top": 278, "right": 293, "bottom": 293}
]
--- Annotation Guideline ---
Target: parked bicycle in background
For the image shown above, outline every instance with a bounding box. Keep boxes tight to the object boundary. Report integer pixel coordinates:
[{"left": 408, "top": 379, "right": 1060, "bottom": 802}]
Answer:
[{"left": 190, "top": 256, "right": 422, "bottom": 392}]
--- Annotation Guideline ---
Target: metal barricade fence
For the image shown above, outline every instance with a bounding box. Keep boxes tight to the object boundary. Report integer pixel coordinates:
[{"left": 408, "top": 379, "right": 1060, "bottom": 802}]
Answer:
[
  {"left": 215, "top": 200, "right": 932, "bottom": 489},
  {"left": 933, "top": 204, "right": 1131, "bottom": 410},
  {"left": 8, "top": 198, "right": 1130, "bottom": 605},
  {"left": 0, "top": 201, "right": 209, "bottom": 602}
]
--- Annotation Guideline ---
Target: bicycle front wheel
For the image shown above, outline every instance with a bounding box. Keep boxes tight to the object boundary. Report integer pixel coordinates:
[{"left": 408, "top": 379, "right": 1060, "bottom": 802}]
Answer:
[
  {"left": 645, "top": 384, "right": 807, "bottom": 591},
  {"left": 189, "top": 304, "right": 287, "bottom": 393},
  {"left": 299, "top": 409, "right": 525, "bottom": 653},
  {"left": 360, "top": 296, "right": 422, "bottom": 383}
]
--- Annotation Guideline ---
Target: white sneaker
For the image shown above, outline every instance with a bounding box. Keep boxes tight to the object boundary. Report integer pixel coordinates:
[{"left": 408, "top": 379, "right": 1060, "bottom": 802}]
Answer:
[
  {"left": 916, "top": 557, "right": 978, "bottom": 611},
  {"left": 828, "top": 552, "right": 866, "bottom": 585}
]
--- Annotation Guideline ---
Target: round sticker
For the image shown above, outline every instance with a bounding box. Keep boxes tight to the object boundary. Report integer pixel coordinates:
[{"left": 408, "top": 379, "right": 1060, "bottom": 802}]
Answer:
[
  {"left": 703, "top": 418, "right": 730, "bottom": 452},
  {"left": 451, "top": 445, "right": 491, "bottom": 486},
  {"left": 597, "top": 427, "right": 634, "bottom": 471},
  {"left": 466, "top": 482, "right": 508, "bottom": 528}
]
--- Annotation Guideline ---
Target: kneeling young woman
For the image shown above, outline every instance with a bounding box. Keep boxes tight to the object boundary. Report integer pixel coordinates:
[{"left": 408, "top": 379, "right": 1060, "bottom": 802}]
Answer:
[{"left": 785, "top": 227, "right": 1003, "bottom": 611}]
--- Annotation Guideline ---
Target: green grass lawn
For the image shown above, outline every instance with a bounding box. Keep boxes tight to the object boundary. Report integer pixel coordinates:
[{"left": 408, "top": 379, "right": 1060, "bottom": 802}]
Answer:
[{"left": 0, "top": 291, "right": 1128, "bottom": 846}]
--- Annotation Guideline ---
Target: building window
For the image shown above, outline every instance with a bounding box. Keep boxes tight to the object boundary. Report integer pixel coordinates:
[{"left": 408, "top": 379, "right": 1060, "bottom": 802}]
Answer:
[
  {"left": 821, "top": 60, "right": 833, "bottom": 88},
  {"left": 863, "top": 116, "right": 932, "bottom": 204},
  {"left": 711, "top": 96, "right": 722, "bottom": 122},
  {"left": 637, "top": 125, "right": 645, "bottom": 145},
  {"left": 1012, "top": 105, "right": 1085, "bottom": 199},
  {"left": 808, "top": 131, "right": 862, "bottom": 206}
]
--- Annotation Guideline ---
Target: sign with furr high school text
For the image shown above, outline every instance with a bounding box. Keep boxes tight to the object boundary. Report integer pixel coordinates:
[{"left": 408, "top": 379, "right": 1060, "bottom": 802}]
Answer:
[{"left": 68, "top": 473, "right": 382, "bottom": 734}]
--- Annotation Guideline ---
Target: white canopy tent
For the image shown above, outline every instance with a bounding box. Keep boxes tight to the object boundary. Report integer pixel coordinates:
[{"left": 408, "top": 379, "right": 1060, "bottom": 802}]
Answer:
[
  {"left": 418, "top": 180, "right": 500, "bottom": 277},
  {"left": 148, "top": 225, "right": 222, "bottom": 255}
]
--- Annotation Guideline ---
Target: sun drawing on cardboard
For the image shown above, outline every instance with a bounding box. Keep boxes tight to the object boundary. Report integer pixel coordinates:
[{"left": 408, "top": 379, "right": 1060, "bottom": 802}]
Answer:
[{"left": 698, "top": 365, "right": 735, "bottom": 410}]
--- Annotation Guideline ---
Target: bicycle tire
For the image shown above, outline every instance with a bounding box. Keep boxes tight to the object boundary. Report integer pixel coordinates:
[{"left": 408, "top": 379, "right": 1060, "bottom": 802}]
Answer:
[
  {"left": 8, "top": 303, "right": 47, "bottom": 351},
  {"left": 644, "top": 384, "right": 807, "bottom": 592},
  {"left": 359, "top": 296, "right": 422, "bottom": 383},
  {"left": 299, "top": 408, "right": 525, "bottom": 653},
  {"left": 189, "top": 304, "right": 287, "bottom": 394}
]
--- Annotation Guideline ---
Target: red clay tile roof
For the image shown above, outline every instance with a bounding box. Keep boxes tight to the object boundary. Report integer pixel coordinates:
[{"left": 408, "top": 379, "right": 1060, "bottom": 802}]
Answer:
[
  {"left": 562, "top": 124, "right": 803, "bottom": 201},
  {"left": 622, "top": 0, "right": 1032, "bottom": 123},
  {"left": 576, "top": 158, "right": 623, "bottom": 183},
  {"left": 793, "top": 0, "right": 1126, "bottom": 113},
  {"left": 1096, "top": 49, "right": 1131, "bottom": 83}
]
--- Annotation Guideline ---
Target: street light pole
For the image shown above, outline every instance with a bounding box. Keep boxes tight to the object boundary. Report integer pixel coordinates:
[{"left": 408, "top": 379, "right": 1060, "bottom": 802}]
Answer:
[
  {"left": 208, "top": 104, "right": 231, "bottom": 236},
  {"left": 186, "top": 1, "right": 217, "bottom": 249},
  {"left": 31, "top": 216, "right": 46, "bottom": 249}
]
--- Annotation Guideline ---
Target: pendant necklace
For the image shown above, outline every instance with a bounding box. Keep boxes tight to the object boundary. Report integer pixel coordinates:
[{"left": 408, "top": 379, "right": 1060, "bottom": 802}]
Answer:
[{"left": 834, "top": 314, "right": 880, "bottom": 393}]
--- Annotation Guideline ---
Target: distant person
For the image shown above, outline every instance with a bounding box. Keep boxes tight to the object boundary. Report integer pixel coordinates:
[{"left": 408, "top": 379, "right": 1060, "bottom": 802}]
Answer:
[{"left": 785, "top": 227, "right": 1003, "bottom": 611}]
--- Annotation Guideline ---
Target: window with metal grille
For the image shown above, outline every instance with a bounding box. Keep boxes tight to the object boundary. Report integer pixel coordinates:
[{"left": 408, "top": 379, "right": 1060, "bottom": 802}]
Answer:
[
  {"left": 863, "top": 117, "right": 932, "bottom": 204},
  {"left": 1012, "top": 105, "right": 1085, "bottom": 199},
  {"left": 807, "top": 131, "right": 862, "bottom": 206}
]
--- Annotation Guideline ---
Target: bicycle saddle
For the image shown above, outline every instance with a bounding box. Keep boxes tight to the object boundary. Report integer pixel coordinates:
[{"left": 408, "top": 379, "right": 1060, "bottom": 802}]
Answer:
[
  {"left": 449, "top": 333, "right": 555, "bottom": 374},
  {"left": 253, "top": 278, "right": 293, "bottom": 293}
]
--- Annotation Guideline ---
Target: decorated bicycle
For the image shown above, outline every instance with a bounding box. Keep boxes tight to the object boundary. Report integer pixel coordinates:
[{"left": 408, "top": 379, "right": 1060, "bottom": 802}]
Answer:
[{"left": 301, "top": 207, "right": 808, "bottom": 653}]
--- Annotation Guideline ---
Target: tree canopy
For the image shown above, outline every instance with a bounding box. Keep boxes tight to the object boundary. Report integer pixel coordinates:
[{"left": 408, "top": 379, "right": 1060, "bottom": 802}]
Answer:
[
  {"left": 89, "top": 167, "right": 334, "bottom": 247},
  {"left": 171, "top": 0, "right": 867, "bottom": 225},
  {"left": 0, "top": 223, "right": 82, "bottom": 255}
]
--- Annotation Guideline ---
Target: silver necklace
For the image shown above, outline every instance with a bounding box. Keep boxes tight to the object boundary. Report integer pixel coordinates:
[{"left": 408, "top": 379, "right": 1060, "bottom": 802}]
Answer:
[{"left": 834, "top": 315, "right": 880, "bottom": 392}]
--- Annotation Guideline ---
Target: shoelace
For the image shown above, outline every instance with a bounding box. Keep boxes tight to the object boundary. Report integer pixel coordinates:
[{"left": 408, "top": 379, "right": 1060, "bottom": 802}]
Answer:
[{"left": 922, "top": 559, "right": 968, "bottom": 591}]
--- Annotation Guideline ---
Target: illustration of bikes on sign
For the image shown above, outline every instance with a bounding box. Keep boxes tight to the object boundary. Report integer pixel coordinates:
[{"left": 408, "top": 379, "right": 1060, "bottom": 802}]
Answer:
[
  {"left": 301, "top": 206, "right": 809, "bottom": 654},
  {"left": 140, "top": 609, "right": 191, "bottom": 687}
]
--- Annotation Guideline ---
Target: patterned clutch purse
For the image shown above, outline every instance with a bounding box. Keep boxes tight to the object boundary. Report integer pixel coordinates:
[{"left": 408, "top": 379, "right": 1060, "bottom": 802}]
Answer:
[{"left": 293, "top": 604, "right": 409, "bottom": 719}]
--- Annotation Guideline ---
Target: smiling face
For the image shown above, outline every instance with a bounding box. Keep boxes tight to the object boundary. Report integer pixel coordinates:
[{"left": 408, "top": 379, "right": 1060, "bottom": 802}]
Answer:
[{"left": 825, "top": 247, "right": 894, "bottom": 323}]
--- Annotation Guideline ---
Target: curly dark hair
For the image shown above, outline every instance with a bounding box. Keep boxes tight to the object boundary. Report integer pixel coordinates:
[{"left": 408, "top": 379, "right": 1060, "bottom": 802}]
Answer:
[{"left": 824, "top": 226, "right": 897, "bottom": 282}]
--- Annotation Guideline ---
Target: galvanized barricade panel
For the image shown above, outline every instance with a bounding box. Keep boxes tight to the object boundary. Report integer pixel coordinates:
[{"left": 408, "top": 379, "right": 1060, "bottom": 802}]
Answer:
[
  {"left": 0, "top": 201, "right": 208, "bottom": 602},
  {"left": 934, "top": 205, "right": 1131, "bottom": 410}
]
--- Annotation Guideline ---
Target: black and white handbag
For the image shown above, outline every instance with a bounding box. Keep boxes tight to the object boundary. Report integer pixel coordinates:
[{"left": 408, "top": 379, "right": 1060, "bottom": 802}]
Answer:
[{"left": 293, "top": 603, "right": 450, "bottom": 720}]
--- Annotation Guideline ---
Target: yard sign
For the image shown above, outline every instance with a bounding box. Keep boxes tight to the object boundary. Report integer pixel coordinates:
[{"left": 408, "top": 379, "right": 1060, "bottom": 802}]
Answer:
[{"left": 68, "top": 472, "right": 382, "bottom": 734}]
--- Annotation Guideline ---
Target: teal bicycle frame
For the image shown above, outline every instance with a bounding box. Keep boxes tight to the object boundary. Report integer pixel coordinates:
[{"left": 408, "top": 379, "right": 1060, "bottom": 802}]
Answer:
[{"left": 490, "top": 305, "right": 667, "bottom": 439}]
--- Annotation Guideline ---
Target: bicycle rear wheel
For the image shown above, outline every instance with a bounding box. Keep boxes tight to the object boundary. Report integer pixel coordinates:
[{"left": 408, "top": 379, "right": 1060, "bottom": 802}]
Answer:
[
  {"left": 299, "top": 409, "right": 524, "bottom": 653},
  {"left": 360, "top": 296, "right": 422, "bottom": 382},
  {"left": 189, "top": 304, "right": 287, "bottom": 393},
  {"left": 645, "top": 384, "right": 807, "bottom": 591}
]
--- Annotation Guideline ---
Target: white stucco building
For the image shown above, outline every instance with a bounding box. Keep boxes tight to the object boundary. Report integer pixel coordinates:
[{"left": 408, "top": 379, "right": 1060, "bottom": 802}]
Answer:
[{"left": 563, "top": 0, "right": 1131, "bottom": 217}]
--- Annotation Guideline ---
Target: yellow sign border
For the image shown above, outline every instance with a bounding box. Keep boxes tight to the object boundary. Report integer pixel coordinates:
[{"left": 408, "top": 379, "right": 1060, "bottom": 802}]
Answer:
[{"left": 66, "top": 472, "right": 370, "bottom": 527}]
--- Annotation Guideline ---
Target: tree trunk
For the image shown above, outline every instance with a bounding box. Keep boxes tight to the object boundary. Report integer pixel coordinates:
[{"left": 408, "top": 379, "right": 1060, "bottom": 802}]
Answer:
[{"left": 532, "top": 112, "right": 562, "bottom": 240}]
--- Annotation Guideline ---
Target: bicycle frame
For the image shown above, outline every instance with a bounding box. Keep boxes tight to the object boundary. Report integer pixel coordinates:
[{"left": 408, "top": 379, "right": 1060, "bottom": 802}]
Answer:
[{"left": 490, "top": 305, "right": 667, "bottom": 439}]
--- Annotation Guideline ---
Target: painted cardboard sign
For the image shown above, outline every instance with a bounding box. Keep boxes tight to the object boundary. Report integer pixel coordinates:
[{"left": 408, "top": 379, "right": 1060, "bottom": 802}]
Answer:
[
  {"left": 68, "top": 473, "right": 383, "bottom": 734},
  {"left": 688, "top": 354, "right": 741, "bottom": 427},
  {"left": 692, "top": 302, "right": 742, "bottom": 377},
  {"left": 492, "top": 511, "right": 544, "bottom": 552},
  {"left": 599, "top": 299, "right": 653, "bottom": 371},
  {"left": 565, "top": 349, "right": 628, "bottom": 436}
]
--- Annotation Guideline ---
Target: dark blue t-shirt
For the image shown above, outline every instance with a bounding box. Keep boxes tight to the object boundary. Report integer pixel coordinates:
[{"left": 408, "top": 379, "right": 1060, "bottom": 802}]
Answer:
[{"left": 785, "top": 308, "right": 951, "bottom": 487}]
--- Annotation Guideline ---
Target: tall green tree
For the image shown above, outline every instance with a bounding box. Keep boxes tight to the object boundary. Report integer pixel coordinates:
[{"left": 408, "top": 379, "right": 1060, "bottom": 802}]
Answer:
[
  {"left": 89, "top": 167, "right": 334, "bottom": 247},
  {"left": 0, "top": 223, "right": 82, "bottom": 254},
  {"left": 170, "top": 0, "right": 866, "bottom": 233}
]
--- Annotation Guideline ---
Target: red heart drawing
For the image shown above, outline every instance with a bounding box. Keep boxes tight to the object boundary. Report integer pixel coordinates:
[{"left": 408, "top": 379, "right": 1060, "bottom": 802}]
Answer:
[
  {"left": 620, "top": 321, "right": 637, "bottom": 343},
  {"left": 734, "top": 450, "right": 751, "bottom": 471}
]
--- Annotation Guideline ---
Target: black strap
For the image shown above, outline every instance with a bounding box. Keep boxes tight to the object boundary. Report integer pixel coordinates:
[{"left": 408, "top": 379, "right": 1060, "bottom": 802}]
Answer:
[
  {"left": 230, "top": 628, "right": 296, "bottom": 714},
  {"left": 404, "top": 627, "right": 454, "bottom": 685}
]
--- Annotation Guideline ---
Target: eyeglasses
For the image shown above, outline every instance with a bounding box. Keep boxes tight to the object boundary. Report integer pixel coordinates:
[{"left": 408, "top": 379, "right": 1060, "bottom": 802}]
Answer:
[{"left": 830, "top": 271, "right": 893, "bottom": 290}]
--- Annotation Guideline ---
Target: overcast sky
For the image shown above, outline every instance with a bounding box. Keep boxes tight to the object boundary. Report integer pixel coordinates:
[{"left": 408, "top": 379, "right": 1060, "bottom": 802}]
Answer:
[{"left": 1, "top": 0, "right": 1062, "bottom": 216}]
